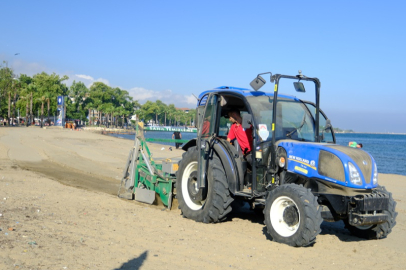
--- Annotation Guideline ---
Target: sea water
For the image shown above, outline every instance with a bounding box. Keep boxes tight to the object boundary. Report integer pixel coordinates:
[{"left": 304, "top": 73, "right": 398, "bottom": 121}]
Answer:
[
  {"left": 335, "top": 133, "right": 406, "bottom": 176},
  {"left": 110, "top": 132, "right": 406, "bottom": 176}
]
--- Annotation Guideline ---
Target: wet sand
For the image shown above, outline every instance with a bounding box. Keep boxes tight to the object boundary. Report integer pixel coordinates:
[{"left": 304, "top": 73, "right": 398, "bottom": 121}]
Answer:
[{"left": 0, "top": 127, "right": 405, "bottom": 269}]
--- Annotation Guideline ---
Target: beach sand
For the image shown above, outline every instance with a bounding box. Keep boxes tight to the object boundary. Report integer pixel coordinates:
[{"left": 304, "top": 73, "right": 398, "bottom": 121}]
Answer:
[{"left": 0, "top": 127, "right": 405, "bottom": 269}]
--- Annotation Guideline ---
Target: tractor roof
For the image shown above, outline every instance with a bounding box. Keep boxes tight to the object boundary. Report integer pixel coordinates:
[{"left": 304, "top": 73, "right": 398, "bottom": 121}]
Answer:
[{"left": 198, "top": 86, "right": 298, "bottom": 101}]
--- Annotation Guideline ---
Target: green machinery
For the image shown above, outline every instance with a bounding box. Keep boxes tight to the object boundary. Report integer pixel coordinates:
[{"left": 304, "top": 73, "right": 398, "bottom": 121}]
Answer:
[{"left": 117, "top": 127, "right": 178, "bottom": 209}]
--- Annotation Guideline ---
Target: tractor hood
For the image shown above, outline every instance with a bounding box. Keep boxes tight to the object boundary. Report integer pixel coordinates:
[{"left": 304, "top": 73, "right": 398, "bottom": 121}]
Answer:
[{"left": 277, "top": 140, "right": 378, "bottom": 189}]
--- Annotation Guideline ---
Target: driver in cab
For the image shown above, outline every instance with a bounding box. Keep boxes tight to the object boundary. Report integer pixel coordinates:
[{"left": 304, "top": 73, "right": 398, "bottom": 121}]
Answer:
[{"left": 227, "top": 110, "right": 253, "bottom": 158}]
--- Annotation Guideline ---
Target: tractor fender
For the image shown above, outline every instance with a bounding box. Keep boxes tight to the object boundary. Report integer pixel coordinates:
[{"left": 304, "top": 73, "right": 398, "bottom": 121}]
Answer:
[
  {"left": 182, "top": 139, "right": 197, "bottom": 151},
  {"left": 181, "top": 138, "right": 243, "bottom": 194},
  {"left": 212, "top": 140, "right": 244, "bottom": 194}
]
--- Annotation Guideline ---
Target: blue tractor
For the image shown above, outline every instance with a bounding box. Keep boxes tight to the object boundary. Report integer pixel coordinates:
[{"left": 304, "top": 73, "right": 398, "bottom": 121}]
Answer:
[{"left": 175, "top": 71, "right": 397, "bottom": 247}]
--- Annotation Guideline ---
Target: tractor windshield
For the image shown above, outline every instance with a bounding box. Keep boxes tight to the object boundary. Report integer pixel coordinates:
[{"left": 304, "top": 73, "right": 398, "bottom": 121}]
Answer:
[{"left": 247, "top": 96, "right": 316, "bottom": 142}]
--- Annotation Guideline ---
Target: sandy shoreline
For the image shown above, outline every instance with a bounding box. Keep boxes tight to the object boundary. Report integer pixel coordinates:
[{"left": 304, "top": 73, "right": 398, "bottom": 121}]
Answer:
[{"left": 1, "top": 127, "right": 405, "bottom": 269}]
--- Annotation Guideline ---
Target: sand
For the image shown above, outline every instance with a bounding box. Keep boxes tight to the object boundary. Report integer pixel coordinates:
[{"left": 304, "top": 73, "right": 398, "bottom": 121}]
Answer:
[{"left": 0, "top": 126, "right": 405, "bottom": 270}]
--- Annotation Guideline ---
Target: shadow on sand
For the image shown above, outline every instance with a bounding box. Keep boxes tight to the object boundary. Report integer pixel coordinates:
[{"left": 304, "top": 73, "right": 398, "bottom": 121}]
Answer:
[{"left": 114, "top": 251, "right": 148, "bottom": 270}]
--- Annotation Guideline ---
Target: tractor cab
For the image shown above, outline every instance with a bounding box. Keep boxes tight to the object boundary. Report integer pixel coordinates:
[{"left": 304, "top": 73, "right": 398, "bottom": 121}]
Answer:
[{"left": 191, "top": 72, "right": 335, "bottom": 195}]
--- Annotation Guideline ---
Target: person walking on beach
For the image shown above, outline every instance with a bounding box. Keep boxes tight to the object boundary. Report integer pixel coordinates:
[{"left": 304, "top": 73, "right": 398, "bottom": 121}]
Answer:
[{"left": 172, "top": 131, "right": 182, "bottom": 149}]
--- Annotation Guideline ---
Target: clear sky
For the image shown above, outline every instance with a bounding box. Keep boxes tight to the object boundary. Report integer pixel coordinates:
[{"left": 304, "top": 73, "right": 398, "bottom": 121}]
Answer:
[{"left": 1, "top": 0, "right": 405, "bottom": 133}]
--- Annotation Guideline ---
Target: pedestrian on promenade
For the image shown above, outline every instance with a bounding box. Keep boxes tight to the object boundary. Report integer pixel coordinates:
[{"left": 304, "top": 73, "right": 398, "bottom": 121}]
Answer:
[{"left": 172, "top": 131, "right": 182, "bottom": 149}]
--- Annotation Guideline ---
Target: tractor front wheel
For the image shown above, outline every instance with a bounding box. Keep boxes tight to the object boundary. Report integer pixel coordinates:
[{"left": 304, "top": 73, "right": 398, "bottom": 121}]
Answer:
[{"left": 264, "top": 184, "right": 322, "bottom": 247}]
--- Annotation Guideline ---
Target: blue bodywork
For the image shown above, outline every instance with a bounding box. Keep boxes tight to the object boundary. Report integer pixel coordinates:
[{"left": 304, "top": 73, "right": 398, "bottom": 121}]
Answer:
[{"left": 278, "top": 141, "right": 378, "bottom": 189}]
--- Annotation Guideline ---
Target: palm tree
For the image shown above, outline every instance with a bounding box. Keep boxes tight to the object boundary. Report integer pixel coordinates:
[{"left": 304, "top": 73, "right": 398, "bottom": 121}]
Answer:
[
  {"left": 44, "top": 92, "right": 51, "bottom": 125},
  {"left": 26, "top": 83, "right": 36, "bottom": 125},
  {"left": 104, "top": 104, "right": 114, "bottom": 128},
  {"left": 19, "top": 94, "right": 31, "bottom": 127},
  {"left": 135, "top": 109, "right": 146, "bottom": 124},
  {"left": 0, "top": 65, "right": 13, "bottom": 125},
  {"left": 162, "top": 105, "right": 170, "bottom": 126},
  {"left": 9, "top": 79, "right": 21, "bottom": 126},
  {"left": 85, "top": 102, "right": 95, "bottom": 125},
  {"left": 167, "top": 104, "right": 177, "bottom": 126},
  {"left": 116, "top": 106, "right": 126, "bottom": 128},
  {"left": 188, "top": 109, "right": 196, "bottom": 126},
  {"left": 113, "top": 107, "right": 120, "bottom": 128},
  {"left": 96, "top": 102, "right": 105, "bottom": 127},
  {"left": 36, "top": 96, "right": 45, "bottom": 128},
  {"left": 152, "top": 103, "right": 160, "bottom": 125}
]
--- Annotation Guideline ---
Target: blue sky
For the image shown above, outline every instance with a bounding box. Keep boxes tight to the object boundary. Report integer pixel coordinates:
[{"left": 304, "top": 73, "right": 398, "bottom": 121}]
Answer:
[{"left": 1, "top": 0, "right": 405, "bottom": 133}]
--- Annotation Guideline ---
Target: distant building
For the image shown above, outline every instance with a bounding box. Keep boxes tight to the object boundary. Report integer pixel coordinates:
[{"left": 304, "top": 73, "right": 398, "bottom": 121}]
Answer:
[{"left": 177, "top": 107, "right": 190, "bottom": 113}]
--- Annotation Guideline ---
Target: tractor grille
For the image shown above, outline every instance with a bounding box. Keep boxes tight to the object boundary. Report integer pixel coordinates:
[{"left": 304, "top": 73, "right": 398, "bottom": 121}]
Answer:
[
  {"left": 318, "top": 150, "right": 345, "bottom": 182},
  {"left": 326, "top": 145, "right": 373, "bottom": 184}
]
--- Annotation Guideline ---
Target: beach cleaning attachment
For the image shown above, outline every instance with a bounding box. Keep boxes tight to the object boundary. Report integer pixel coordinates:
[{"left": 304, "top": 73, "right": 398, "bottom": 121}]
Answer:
[{"left": 118, "top": 125, "right": 177, "bottom": 209}]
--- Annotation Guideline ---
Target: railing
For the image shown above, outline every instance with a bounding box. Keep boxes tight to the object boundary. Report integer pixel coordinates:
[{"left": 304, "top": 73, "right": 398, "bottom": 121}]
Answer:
[{"left": 144, "top": 126, "right": 197, "bottom": 133}]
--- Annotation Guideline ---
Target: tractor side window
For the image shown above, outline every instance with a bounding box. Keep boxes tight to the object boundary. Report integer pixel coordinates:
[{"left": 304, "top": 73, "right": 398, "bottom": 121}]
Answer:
[
  {"left": 319, "top": 115, "right": 334, "bottom": 143},
  {"left": 218, "top": 96, "right": 249, "bottom": 139},
  {"left": 304, "top": 103, "right": 334, "bottom": 143},
  {"left": 246, "top": 95, "right": 274, "bottom": 142},
  {"left": 201, "top": 95, "right": 218, "bottom": 137},
  {"left": 196, "top": 106, "right": 205, "bottom": 131},
  {"left": 218, "top": 116, "right": 230, "bottom": 137}
]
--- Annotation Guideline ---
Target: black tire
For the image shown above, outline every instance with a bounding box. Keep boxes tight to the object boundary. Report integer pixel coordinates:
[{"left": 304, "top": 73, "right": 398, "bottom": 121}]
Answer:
[
  {"left": 176, "top": 146, "right": 233, "bottom": 223},
  {"left": 344, "top": 185, "right": 397, "bottom": 239},
  {"left": 264, "top": 184, "right": 322, "bottom": 247}
]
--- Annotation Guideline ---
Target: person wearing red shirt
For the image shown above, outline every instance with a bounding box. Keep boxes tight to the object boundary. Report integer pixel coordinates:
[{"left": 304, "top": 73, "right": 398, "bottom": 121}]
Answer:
[{"left": 227, "top": 110, "right": 253, "bottom": 156}]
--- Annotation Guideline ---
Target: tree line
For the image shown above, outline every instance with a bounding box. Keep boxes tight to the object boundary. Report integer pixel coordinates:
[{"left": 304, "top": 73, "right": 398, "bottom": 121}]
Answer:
[{"left": 0, "top": 62, "right": 196, "bottom": 128}]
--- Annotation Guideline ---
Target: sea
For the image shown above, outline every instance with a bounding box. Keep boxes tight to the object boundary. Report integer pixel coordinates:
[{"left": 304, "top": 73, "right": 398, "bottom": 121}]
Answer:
[
  {"left": 334, "top": 133, "right": 406, "bottom": 176},
  {"left": 110, "top": 131, "right": 406, "bottom": 176}
]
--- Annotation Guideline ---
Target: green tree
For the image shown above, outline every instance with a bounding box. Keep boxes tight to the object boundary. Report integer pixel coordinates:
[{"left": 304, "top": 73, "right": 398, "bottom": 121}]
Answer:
[
  {"left": 141, "top": 101, "right": 159, "bottom": 124},
  {"left": 15, "top": 74, "right": 34, "bottom": 124},
  {"left": 32, "top": 72, "right": 68, "bottom": 125},
  {"left": 0, "top": 63, "right": 14, "bottom": 123},
  {"left": 188, "top": 109, "right": 196, "bottom": 126},
  {"left": 18, "top": 93, "right": 31, "bottom": 126},
  {"left": 69, "top": 81, "right": 89, "bottom": 122},
  {"left": 89, "top": 82, "right": 112, "bottom": 126},
  {"left": 167, "top": 104, "right": 176, "bottom": 126},
  {"left": 36, "top": 96, "right": 45, "bottom": 127},
  {"left": 85, "top": 101, "right": 97, "bottom": 125},
  {"left": 26, "top": 83, "right": 37, "bottom": 124}
]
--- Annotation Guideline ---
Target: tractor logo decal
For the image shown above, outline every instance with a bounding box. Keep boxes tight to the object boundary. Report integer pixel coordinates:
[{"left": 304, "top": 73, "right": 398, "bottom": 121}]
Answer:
[
  {"left": 310, "top": 160, "right": 316, "bottom": 166},
  {"left": 289, "top": 155, "right": 317, "bottom": 170}
]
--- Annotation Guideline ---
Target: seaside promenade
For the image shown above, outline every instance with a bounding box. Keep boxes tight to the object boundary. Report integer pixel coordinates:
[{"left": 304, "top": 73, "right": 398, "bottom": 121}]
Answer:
[{"left": 1, "top": 127, "right": 406, "bottom": 269}]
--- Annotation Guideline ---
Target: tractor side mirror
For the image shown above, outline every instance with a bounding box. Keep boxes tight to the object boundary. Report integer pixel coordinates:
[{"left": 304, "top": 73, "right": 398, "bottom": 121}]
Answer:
[
  {"left": 250, "top": 75, "right": 266, "bottom": 91},
  {"left": 293, "top": 82, "right": 306, "bottom": 92},
  {"left": 324, "top": 119, "right": 332, "bottom": 130},
  {"left": 320, "top": 119, "right": 332, "bottom": 141},
  {"left": 242, "top": 114, "right": 252, "bottom": 129}
]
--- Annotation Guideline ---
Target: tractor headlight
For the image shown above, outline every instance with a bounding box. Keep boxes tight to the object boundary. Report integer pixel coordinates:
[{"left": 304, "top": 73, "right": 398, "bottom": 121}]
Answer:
[
  {"left": 278, "top": 156, "right": 286, "bottom": 168},
  {"left": 373, "top": 163, "right": 378, "bottom": 185},
  {"left": 348, "top": 162, "right": 362, "bottom": 186}
]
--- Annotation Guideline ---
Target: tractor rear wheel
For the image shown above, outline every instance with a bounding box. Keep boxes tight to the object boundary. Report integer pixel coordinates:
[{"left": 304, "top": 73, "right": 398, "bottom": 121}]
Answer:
[
  {"left": 264, "top": 184, "right": 322, "bottom": 247},
  {"left": 176, "top": 147, "right": 233, "bottom": 223},
  {"left": 344, "top": 185, "right": 397, "bottom": 239}
]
